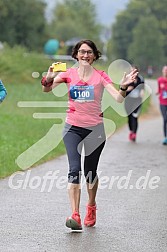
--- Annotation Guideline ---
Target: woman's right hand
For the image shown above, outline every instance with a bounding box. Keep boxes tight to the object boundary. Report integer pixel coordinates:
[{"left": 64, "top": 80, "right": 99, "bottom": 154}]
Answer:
[{"left": 46, "top": 62, "right": 61, "bottom": 82}]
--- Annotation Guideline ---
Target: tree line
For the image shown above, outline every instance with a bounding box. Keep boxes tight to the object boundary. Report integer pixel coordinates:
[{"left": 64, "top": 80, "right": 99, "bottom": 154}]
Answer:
[
  {"left": 110, "top": 0, "right": 167, "bottom": 71},
  {"left": 0, "top": 0, "right": 166, "bottom": 71}
]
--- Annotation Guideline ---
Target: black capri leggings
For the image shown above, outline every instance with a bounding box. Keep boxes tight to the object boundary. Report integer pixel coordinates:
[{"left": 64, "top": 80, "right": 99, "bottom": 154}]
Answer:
[
  {"left": 63, "top": 123, "right": 106, "bottom": 184},
  {"left": 124, "top": 97, "right": 142, "bottom": 133},
  {"left": 160, "top": 104, "right": 167, "bottom": 137}
]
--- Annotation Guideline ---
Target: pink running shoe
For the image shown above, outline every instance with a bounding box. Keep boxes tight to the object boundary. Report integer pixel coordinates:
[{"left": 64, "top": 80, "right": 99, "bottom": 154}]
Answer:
[
  {"left": 131, "top": 133, "right": 136, "bottom": 142},
  {"left": 129, "top": 132, "right": 136, "bottom": 142},
  {"left": 129, "top": 132, "right": 133, "bottom": 141},
  {"left": 84, "top": 204, "right": 97, "bottom": 227},
  {"left": 66, "top": 211, "right": 82, "bottom": 230}
]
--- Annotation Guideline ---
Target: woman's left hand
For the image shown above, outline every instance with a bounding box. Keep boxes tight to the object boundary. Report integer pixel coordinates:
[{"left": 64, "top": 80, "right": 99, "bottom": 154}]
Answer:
[{"left": 120, "top": 68, "right": 138, "bottom": 88}]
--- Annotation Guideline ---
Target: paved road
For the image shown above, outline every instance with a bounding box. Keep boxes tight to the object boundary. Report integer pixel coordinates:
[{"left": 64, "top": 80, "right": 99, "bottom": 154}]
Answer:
[{"left": 0, "top": 80, "right": 167, "bottom": 252}]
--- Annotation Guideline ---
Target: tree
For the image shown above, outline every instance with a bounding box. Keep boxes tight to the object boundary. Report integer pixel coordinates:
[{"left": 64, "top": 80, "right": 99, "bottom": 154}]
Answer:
[
  {"left": 0, "top": 0, "right": 47, "bottom": 51},
  {"left": 49, "top": 0, "right": 102, "bottom": 44},
  {"left": 127, "top": 15, "right": 164, "bottom": 70},
  {"left": 145, "top": 0, "right": 167, "bottom": 58},
  {"left": 110, "top": 0, "right": 148, "bottom": 60},
  {"left": 110, "top": 0, "right": 167, "bottom": 66}
]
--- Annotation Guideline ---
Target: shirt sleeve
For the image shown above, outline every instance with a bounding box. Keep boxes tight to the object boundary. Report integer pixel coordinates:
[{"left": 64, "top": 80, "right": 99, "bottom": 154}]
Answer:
[
  {"left": 100, "top": 71, "right": 113, "bottom": 87},
  {"left": 0, "top": 80, "right": 7, "bottom": 103},
  {"left": 58, "top": 68, "right": 71, "bottom": 83},
  {"left": 157, "top": 77, "right": 161, "bottom": 93}
]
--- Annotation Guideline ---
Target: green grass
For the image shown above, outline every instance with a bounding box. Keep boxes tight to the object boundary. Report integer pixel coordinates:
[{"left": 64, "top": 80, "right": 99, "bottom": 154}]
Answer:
[
  {"left": 0, "top": 45, "right": 150, "bottom": 178},
  {"left": 0, "top": 80, "right": 68, "bottom": 177}
]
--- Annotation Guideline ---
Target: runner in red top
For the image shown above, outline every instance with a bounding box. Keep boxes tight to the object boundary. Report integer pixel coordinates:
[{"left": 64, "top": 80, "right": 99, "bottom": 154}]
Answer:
[{"left": 157, "top": 65, "right": 167, "bottom": 145}]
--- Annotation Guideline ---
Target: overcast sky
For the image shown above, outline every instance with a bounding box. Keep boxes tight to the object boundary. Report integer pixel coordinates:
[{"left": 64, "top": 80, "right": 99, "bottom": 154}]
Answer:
[
  {"left": 44, "top": 0, "right": 129, "bottom": 26},
  {"left": 92, "top": 0, "right": 129, "bottom": 25}
]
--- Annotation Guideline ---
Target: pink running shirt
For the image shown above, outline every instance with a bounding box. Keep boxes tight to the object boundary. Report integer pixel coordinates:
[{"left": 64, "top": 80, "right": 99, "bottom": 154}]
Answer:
[{"left": 58, "top": 67, "right": 113, "bottom": 127}]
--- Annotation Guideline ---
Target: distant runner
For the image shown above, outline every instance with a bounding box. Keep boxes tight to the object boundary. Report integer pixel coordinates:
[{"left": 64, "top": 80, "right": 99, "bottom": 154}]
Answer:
[{"left": 156, "top": 65, "right": 167, "bottom": 145}]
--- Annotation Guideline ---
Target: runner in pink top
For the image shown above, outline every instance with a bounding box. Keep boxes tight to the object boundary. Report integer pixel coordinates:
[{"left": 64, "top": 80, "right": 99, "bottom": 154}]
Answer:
[
  {"left": 41, "top": 39, "right": 138, "bottom": 230},
  {"left": 157, "top": 65, "right": 167, "bottom": 145}
]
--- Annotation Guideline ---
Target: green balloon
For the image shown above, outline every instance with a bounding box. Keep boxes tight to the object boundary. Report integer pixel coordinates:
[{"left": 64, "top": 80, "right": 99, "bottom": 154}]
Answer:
[{"left": 44, "top": 39, "right": 59, "bottom": 55}]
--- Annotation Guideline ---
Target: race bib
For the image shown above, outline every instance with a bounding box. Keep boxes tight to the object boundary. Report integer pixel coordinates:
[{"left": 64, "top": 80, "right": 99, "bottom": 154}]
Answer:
[
  {"left": 162, "top": 90, "right": 167, "bottom": 99},
  {"left": 70, "top": 85, "right": 94, "bottom": 102}
]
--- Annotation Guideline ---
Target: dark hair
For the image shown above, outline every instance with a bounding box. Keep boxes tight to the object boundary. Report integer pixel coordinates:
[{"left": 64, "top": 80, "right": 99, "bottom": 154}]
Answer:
[
  {"left": 71, "top": 39, "right": 101, "bottom": 61},
  {"left": 131, "top": 65, "right": 139, "bottom": 71}
]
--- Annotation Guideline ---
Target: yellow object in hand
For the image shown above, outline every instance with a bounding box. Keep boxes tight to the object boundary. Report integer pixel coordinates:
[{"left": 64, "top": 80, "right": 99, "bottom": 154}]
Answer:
[{"left": 52, "top": 63, "right": 67, "bottom": 72}]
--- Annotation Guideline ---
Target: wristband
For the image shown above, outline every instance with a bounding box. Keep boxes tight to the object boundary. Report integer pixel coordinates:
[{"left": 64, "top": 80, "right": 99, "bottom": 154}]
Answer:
[
  {"left": 120, "top": 86, "right": 128, "bottom": 91},
  {"left": 41, "top": 76, "right": 53, "bottom": 87}
]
